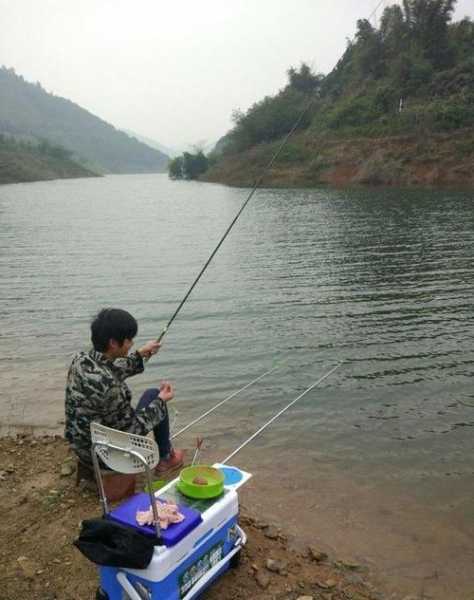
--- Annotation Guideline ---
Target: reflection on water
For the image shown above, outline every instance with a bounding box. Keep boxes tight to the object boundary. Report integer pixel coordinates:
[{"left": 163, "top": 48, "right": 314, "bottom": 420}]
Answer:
[{"left": 1, "top": 175, "right": 474, "bottom": 598}]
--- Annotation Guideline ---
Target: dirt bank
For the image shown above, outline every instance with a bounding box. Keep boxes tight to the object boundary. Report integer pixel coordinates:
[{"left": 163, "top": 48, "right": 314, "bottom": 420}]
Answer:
[
  {"left": 0, "top": 435, "right": 382, "bottom": 600},
  {"left": 203, "top": 128, "right": 474, "bottom": 189}
]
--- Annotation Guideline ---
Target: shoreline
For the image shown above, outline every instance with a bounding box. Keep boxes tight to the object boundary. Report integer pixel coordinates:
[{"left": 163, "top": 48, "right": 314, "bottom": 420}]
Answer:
[
  {"left": 0, "top": 434, "right": 382, "bottom": 600},
  {"left": 203, "top": 128, "right": 474, "bottom": 189},
  {"left": 0, "top": 172, "right": 99, "bottom": 186},
  {"left": 0, "top": 147, "right": 100, "bottom": 186},
  {"left": 3, "top": 413, "right": 474, "bottom": 599}
]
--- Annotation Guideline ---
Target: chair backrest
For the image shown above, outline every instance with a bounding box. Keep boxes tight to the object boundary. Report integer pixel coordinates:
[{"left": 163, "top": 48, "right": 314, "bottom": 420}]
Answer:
[{"left": 90, "top": 422, "right": 159, "bottom": 474}]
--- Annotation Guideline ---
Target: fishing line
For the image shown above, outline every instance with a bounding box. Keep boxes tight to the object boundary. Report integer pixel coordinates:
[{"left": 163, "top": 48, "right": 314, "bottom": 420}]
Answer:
[
  {"left": 154, "top": 93, "right": 318, "bottom": 344},
  {"left": 171, "top": 360, "right": 284, "bottom": 440},
  {"left": 221, "top": 361, "right": 344, "bottom": 464}
]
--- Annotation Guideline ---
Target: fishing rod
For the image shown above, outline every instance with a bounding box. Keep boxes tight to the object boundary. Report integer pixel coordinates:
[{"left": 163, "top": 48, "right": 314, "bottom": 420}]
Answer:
[
  {"left": 171, "top": 361, "right": 283, "bottom": 440},
  {"left": 154, "top": 94, "right": 317, "bottom": 345},
  {"left": 221, "top": 361, "right": 343, "bottom": 464}
]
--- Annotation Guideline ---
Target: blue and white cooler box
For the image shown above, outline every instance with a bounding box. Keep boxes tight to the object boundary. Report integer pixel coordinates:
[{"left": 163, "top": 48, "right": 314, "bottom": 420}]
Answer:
[{"left": 98, "top": 464, "right": 251, "bottom": 600}]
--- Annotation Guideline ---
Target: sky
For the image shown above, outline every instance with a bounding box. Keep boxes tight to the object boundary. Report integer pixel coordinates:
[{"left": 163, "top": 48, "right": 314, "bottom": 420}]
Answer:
[{"left": 1, "top": 0, "right": 473, "bottom": 151}]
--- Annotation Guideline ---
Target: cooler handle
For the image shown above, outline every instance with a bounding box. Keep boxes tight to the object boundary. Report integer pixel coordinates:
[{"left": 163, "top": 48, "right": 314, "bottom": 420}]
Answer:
[{"left": 116, "top": 571, "right": 145, "bottom": 600}]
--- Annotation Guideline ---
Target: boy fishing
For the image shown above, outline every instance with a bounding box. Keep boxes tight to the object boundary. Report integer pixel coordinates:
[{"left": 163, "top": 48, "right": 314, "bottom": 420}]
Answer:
[{"left": 65, "top": 308, "right": 184, "bottom": 476}]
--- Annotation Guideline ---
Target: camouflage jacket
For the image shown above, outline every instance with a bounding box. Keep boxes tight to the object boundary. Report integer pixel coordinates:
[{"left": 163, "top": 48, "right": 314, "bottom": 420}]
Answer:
[{"left": 65, "top": 349, "right": 166, "bottom": 465}]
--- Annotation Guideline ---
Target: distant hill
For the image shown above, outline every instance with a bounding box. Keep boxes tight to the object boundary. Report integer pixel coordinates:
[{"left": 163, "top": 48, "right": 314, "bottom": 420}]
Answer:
[
  {"left": 0, "top": 67, "right": 169, "bottom": 174},
  {"left": 122, "top": 129, "right": 179, "bottom": 158},
  {"left": 122, "top": 128, "right": 220, "bottom": 159}
]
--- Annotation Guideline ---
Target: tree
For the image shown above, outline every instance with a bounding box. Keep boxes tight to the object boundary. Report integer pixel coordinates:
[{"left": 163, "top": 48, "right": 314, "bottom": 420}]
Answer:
[
  {"left": 449, "top": 17, "right": 474, "bottom": 61},
  {"left": 37, "top": 138, "right": 74, "bottom": 160},
  {"left": 183, "top": 151, "right": 208, "bottom": 179},
  {"left": 402, "top": 0, "right": 456, "bottom": 68},
  {"left": 168, "top": 151, "right": 208, "bottom": 180},
  {"left": 380, "top": 4, "right": 409, "bottom": 59},
  {"left": 287, "top": 63, "right": 324, "bottom": 94},
  {"left": 168, "top": 156, "right": 184, "bottom": 179},
  {"left": 353, "top": 19, "right": 385, "bottom": 80},
  {"left": 227, "top": 87, "right": 314, "bottom": 153},
  {"left": 321, "top": 41, "right": 355, "bottom": 99}
]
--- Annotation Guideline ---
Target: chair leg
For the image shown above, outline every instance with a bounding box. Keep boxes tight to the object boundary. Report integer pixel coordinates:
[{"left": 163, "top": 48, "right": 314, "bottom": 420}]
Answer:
[{"left": 92, "top": 443, "right": 109, "bottom": 515}]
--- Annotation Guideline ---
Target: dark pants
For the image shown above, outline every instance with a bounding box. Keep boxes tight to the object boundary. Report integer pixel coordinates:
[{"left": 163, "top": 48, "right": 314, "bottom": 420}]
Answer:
[{"left": 136, "top": 388, "right": 171, "bottom": 459}]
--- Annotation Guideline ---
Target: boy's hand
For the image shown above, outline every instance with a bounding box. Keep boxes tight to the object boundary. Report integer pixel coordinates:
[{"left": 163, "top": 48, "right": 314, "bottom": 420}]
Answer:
[
  {"left": 138, "top": 340, "right": 161, "bottom": 359},
  {"left": 158, "top": 381, "right": 174, "bottom": 402}
]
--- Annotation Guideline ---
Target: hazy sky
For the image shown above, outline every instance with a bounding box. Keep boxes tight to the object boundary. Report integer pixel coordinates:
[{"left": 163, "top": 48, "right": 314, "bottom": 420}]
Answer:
[{"left": 1, "top": 0, "right": 473, "bottom": 150}]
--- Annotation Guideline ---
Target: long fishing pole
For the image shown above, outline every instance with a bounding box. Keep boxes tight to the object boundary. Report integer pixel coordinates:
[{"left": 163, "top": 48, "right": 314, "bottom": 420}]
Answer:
[
  {"left": 154, "top": 94, "right": 317, "bottom": 344},
  {"left": 171, "top": 361, "right": 282, "bottom": 440},
  {"left": 221, "top": 361, "right": 343, "bottom": 464}
]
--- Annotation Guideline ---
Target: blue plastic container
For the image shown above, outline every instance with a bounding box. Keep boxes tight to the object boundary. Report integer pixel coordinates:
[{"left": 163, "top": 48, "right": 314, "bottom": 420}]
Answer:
[{"left": 99, "top": 515, "right": 239, "bottom": 599}]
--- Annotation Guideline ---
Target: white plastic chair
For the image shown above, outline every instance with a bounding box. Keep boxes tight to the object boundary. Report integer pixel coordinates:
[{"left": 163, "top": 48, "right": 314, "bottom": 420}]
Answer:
[{"left": 90, "top": 422, "right": 161, "bottom": 537}]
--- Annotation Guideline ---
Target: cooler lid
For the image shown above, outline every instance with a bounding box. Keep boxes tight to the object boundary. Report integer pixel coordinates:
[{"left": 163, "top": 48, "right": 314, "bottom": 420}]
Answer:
[{"left": 108, "top": 492, "right": 202, "bottom": 547}]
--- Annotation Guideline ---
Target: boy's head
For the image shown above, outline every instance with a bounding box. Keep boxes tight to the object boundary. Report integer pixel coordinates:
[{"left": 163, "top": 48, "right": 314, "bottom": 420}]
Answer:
[{"left": 91, "top": 308, "right": 138, "bottom": 356}]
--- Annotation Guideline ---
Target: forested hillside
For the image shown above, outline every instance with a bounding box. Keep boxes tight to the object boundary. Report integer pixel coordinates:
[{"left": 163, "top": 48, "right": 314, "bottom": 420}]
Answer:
[
  {"left": 0, "top": 135, "right": 97, "bottom": 184},
  {"left": 0, "top": 67, "right": 169, "bottom": 174},
  {"left": 204, "top": 0, "right": 474, "bottom": 187}
]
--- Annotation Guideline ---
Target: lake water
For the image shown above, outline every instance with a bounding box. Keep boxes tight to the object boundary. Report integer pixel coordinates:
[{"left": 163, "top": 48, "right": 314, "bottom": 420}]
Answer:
[{"left": 1, "top": 174, "right": 473, "bottom": 598}]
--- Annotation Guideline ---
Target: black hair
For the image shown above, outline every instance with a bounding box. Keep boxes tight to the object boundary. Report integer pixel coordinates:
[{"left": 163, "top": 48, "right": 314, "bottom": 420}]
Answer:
[{"left": 91, "top": 308, "right": 138, "bottom": 352}]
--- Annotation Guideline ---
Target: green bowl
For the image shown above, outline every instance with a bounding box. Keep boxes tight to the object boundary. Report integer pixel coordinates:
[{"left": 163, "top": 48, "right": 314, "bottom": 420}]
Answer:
[
  {"left": 144, "top": 479, "right": 166, "bottom": 494},
  {"left": 177, "top": 465, "right": 224, "bottom": 499}
]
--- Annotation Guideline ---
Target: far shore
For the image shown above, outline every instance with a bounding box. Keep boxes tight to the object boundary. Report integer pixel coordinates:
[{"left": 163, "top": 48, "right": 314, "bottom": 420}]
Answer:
[{"left": 203, "top": 128, "right": 474, "bottom": 189}]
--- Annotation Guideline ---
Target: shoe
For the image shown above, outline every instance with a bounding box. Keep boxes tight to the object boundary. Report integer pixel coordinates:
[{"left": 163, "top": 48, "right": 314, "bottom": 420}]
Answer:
[{"left": 155, "top": 448, "right": 185, "bottom": 475}]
